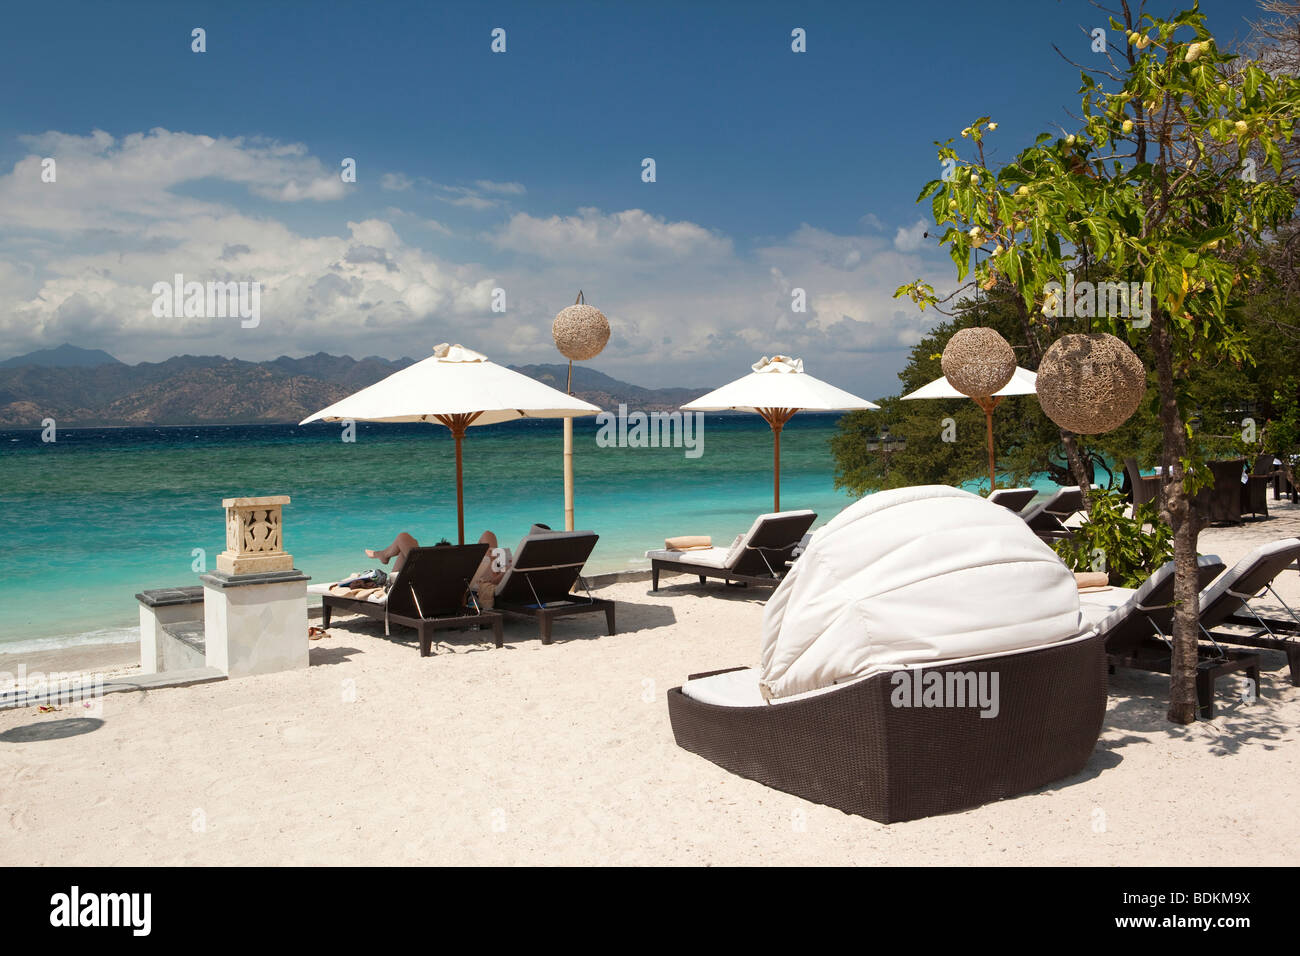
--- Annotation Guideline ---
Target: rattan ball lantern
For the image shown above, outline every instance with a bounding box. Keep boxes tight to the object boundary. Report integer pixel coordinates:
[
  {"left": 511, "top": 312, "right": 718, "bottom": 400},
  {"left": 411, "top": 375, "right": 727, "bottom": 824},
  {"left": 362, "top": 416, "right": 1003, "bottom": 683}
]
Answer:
[
  {"left": 1035, "top": 332, "right": 1146, "bottom": 434},
  {"left": 552, "top": 294, "right": 610, "bottom": 361},
  {"left": 941, "top": 327, "right": 1017, "bottom": 398}
]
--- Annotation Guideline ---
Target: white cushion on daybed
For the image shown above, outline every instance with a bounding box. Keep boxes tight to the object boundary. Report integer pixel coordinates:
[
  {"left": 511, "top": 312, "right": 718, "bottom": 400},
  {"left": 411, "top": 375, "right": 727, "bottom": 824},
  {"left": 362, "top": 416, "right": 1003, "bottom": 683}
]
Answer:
[
  {"left": 758, "top": 485, "right": 1083, "bottom": 700},
  {"left": 684, "top": 628, "right": 1100, "bottom": 708}
]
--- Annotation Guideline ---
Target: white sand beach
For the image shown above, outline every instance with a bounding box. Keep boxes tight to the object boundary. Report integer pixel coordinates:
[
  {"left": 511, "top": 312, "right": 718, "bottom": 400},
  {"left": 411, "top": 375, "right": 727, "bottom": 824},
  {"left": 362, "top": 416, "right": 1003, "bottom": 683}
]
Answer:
[{"left": 1, "top": 504, "right": 1299, "bottom": 866}]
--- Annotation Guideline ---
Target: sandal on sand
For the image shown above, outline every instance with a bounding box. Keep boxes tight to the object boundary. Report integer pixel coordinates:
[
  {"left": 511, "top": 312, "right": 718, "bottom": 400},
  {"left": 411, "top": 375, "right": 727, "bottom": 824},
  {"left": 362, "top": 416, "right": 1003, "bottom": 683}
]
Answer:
[{"left": 308, "top": 626, "right": 328, "bottom": 640}]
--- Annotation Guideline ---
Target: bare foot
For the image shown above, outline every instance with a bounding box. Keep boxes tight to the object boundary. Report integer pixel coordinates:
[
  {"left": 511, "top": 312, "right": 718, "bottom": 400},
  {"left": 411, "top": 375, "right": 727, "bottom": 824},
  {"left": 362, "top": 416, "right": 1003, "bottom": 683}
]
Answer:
[{"left": 365, "top": 548, "right": 387, "bottom": 563}]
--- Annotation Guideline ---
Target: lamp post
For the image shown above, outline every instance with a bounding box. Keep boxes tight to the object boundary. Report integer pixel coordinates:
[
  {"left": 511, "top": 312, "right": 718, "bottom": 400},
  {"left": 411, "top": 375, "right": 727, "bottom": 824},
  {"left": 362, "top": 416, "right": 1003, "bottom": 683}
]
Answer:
[{"left": 551, "top": 291, "right": 610, "bottom": 530}]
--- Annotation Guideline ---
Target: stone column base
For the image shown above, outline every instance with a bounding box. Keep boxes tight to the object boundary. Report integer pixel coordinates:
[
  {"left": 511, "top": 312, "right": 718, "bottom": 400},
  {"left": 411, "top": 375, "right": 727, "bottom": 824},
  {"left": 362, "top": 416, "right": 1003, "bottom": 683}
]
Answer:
[{"left": 200, "top": 570, "right": 310, "bottom": 678}]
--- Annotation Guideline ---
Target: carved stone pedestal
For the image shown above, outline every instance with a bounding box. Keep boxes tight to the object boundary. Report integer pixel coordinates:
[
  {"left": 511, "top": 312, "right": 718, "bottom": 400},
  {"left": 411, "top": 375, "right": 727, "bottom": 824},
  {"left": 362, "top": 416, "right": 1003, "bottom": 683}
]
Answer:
[{"left": 217, "top": 496, "right": 293, "bottom": 575}]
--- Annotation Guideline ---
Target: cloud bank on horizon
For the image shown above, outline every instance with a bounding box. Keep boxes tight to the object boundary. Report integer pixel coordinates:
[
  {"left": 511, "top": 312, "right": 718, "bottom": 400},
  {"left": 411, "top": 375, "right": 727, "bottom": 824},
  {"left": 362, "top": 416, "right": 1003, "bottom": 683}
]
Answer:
[{"left": 0, "top": 128, "right": 949, "bottom": 395}]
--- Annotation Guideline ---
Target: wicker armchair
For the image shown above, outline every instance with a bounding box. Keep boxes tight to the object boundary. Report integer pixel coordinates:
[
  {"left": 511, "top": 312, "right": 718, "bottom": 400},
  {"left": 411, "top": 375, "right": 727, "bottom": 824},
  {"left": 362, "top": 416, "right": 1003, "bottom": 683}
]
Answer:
[
  {"left": 1124, "top": 457, "right": 1160, "bottom": 508},
  {"left": 1241, "top": 454, "right": 1274, "bottom": 519}
]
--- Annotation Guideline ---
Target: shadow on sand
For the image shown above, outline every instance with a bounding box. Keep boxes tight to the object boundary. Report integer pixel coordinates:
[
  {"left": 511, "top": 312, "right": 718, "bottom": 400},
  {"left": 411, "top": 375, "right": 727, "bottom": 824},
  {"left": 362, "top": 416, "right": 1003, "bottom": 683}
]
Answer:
[
  {"left": 0, "top": 717, "right": 105, "bottom": 743},
  {"left": 1102, "top": 650, "right": 1296, "bottom": 754}
]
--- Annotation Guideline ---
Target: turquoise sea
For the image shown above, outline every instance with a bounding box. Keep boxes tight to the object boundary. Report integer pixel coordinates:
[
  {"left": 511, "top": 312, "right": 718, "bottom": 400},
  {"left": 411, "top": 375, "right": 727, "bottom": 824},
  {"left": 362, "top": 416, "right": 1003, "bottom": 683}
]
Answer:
[{"left": 0, "top": 414, "right": 870, "bottom": 652}]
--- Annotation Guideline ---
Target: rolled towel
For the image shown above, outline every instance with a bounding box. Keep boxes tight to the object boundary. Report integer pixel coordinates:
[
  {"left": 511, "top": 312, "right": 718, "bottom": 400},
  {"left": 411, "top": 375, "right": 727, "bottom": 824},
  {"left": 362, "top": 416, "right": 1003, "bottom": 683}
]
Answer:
[
  {"left": 1074, "top": 571, "right": 1109, "bottom": 589},
  {"left": 665, "top": 535, "right": 712, "bottom": 551}
]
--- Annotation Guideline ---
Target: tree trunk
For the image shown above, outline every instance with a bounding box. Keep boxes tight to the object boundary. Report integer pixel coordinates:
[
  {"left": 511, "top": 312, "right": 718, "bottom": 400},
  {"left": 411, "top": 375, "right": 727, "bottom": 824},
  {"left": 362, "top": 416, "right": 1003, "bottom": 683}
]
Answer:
[
  {"left": 1062, "top": 432, "right": 1094, "bottom": 510},
  {"left": 1151, "top": 309, "right": 1201, "bottom": 724}
]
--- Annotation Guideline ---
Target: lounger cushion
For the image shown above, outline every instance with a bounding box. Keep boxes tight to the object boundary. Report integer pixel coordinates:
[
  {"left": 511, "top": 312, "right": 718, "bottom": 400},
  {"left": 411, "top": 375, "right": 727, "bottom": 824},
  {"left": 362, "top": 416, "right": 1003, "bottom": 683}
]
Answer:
[
  {"left": 646, "top": 546, "right": 735, "bottom": 569},
  {"left": 759, "top": 485, "right": 1082, "bottom": 700},
  {"left": 648, "top": 510, "right": 815, "bottom": 572},
  {"left": 1075, "top": 554, "right": 1223, "bottom": 636}
]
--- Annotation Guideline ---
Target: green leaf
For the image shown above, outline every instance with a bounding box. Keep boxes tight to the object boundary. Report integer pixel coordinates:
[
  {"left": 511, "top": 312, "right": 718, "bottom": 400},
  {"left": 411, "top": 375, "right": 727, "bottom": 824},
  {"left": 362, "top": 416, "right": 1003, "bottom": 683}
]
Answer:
[{"left": 917, "top": 179, "right": 943, "bottom": 203}]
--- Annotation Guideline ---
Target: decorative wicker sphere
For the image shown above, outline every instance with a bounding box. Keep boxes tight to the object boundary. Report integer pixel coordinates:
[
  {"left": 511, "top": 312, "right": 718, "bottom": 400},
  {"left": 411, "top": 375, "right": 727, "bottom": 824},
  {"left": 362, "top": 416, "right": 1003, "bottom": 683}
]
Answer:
[
  {"left": 552, "top": 303, "right": 610, "bottom": 361},
  {"left": 941, "top": 327, "right": 1017, "bottom": 398},
  {"left": 1035, "top": 332, "right": 1146, "bottom": 434}
]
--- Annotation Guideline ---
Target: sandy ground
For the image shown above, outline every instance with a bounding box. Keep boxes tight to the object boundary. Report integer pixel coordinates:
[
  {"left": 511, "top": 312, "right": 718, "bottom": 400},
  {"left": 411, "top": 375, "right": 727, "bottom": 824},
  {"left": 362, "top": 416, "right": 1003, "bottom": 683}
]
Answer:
[{"left": 1, "top": 502, "right": 1298, "bottom": 865}]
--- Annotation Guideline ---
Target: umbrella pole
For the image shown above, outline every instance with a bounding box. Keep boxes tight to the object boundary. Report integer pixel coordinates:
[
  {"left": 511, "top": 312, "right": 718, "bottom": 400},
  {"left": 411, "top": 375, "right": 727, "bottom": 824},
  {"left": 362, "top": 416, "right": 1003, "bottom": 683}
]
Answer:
[
  {"left": 760, "top": 408, "right": 796, "bottom": 512},
  {"left": 975, "top": 396, "right": 1003, "bottom": 493},
  {"left": 436, "top": 412, "right": 479, "bottom": 545},
  {"left": 564, "top": 360, "right": 574, "bottom": 531},
  {"left": 453, "top": 423, "right": 466, "bottom": 545}
]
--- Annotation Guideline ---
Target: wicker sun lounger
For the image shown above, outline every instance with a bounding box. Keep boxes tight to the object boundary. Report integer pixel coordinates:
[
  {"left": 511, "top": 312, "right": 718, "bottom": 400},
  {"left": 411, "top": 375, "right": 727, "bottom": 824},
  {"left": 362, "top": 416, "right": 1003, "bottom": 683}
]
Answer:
[
  {"left": 1197, "top": 538, "right": 1300, "bottom": 685},
  {"left": 492, "top": 530, "right": 615, "bottom": 644},
  {"left": 1078, "top": 555, "right": 1260, "bottom": 718},
  {"left": 320, "top": 543, "right": 503, "bottom": 655},
  {"left": 647, "top": 510, "right": 816, "bottom": 592},
  {"left": 988, "top": 487, "right": 1037, "bottom": 514},
  {"left": 667, "top": 632, "right": 1108, "bottom": 824},
  {"left": 1020, "top": 485, "right": 1086, "bottom": 541}
]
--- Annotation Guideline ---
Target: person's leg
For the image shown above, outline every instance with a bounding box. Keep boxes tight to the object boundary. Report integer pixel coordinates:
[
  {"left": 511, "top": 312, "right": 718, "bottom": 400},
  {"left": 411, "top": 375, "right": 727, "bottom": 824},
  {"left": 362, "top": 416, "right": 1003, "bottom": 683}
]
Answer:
[
  {"left": 366, "top": 532, "right": 418, "bottom": 572},
  {"left": 473, "top": 531, "right": 506, "bottom": 587}
]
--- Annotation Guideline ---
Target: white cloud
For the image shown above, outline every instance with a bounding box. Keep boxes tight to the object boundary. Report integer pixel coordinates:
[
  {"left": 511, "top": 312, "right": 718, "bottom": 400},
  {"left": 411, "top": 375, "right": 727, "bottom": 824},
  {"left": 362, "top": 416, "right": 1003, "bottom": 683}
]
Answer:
[
  {"left": 892, "top": 218, "right": 929, "bottom": 252},
  {"left": 0, "top": 127, "right": 954, "bottom": 398},
  {"left": 0, "top": 131, "right": 496, "bottom": 360},
  {"left": 491, "top": 207, "right": 733, "bottom": 263},
  {"left": 380, "top": 172, "right": 415, "bottom": 191},
  {"left": 474, "top": 179, "right": 525, "bottom": 195}
]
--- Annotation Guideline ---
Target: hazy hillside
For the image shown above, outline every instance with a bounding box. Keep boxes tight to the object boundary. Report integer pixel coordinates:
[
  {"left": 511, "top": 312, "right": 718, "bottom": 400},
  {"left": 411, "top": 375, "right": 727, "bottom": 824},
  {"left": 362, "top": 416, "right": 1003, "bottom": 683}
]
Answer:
[{"left": 0, "top": 346, "right": 705, "bottom": 426}]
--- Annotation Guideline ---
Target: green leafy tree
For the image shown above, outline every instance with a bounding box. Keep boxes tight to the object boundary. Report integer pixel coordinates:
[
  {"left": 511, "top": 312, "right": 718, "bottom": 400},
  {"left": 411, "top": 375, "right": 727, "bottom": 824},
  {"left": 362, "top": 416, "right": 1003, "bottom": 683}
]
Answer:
[{"left": 896, "top": 2, "right": 1300, "bottom": 724}]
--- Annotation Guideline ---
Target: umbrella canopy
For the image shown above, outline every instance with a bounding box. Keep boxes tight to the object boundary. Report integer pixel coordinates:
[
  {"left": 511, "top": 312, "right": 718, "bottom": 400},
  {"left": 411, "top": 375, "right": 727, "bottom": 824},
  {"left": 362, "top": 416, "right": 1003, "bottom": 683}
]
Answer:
[
  {"left": 301, "top": 343, "right": 601, "bottom": 542},
  {"left": 900, "top": 366, "right": 1038, "bottom": 401},
  {"left": 682, "top": 355, "right": 879, "bottom": 511},
  {"left": 900, "top": 366, "right": 1038, "bottom": 492}
]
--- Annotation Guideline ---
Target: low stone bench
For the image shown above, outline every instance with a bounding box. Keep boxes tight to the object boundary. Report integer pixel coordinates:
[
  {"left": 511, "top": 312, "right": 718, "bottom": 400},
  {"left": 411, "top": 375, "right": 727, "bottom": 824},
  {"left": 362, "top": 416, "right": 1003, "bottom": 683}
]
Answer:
[{"left": 136, "top": 586, "right": 205, "bottom": 673}]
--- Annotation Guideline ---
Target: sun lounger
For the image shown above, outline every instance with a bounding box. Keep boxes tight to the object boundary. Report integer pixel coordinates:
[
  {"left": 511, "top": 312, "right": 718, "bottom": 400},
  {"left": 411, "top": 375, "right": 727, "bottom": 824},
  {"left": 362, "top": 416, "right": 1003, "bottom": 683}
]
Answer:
[
  {"left": 1196, "top": 538, "right": 1300, "bottom": 685},
  {"left": 988, "top": 487, "right": 1036, "bottom": 514},
  {"left": 319, "top": 544, "right": 503, "bottom": 654},
  {"left": 1077, "top": 555, "right": 1259, "bottom": 717},
  {"left": 492, "top": 530, "right": 615, "bottom": 644},
  {"left": 1020, "top": 485, "right": 1086, "bottom": 541},
  {"left": 647, "top": 510, "right": 816, "bottom": 591}
]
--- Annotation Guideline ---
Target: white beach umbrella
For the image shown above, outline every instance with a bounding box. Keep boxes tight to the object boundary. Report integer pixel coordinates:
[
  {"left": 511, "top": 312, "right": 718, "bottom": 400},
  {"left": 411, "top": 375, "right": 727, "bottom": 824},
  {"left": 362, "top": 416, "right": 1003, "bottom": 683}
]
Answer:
[
  {"left": 901, "top": 366, "right": 1038, "bottom": 491},
  {"left": 301, "top": 343, "right": 601, "bottom": 543},
  {"left": 682, "top": 354, "right": 880, "bottom": 511}
]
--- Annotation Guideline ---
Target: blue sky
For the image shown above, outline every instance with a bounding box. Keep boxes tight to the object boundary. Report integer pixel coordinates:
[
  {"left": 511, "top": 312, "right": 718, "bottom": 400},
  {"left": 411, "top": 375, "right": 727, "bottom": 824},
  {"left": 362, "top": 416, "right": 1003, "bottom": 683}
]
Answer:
[{"left": 0, "top": 0, "right": 1265, "bottom": 396}]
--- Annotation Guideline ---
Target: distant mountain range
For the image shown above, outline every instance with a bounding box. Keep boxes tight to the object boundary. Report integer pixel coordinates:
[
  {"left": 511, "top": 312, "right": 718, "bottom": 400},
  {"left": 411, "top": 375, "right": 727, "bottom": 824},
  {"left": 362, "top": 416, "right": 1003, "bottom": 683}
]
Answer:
[{"left": 0, "top": 344, "right": 706, "bottom": 426}]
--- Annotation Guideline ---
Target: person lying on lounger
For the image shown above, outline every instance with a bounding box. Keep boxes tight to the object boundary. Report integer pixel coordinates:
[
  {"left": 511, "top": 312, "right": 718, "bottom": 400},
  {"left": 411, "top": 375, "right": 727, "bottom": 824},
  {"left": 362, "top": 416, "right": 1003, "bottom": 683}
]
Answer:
[{"left": 365, "top": 528, "right": 538, "bottom": 581}]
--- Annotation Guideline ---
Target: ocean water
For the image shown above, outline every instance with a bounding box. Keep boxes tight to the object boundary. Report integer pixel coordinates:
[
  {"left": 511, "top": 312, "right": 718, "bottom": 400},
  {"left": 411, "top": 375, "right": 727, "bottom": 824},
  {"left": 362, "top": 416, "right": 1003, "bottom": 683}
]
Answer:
[{"left": 0, "top": 414, "right": 859, "bottom": 652}]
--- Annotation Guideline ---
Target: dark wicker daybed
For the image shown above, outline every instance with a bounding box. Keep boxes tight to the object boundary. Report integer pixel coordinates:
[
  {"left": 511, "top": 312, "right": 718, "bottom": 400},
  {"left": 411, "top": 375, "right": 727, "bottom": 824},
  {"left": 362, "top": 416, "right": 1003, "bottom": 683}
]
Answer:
[
  {"left": 667, "top": 632, "right": 1108, "bottom": 824},
  {"left": 321, "top": 543, "right": 503, "bottom": 654},
  {"left": 666, "top": 485, "right": 1122, "bottom": 823}
]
